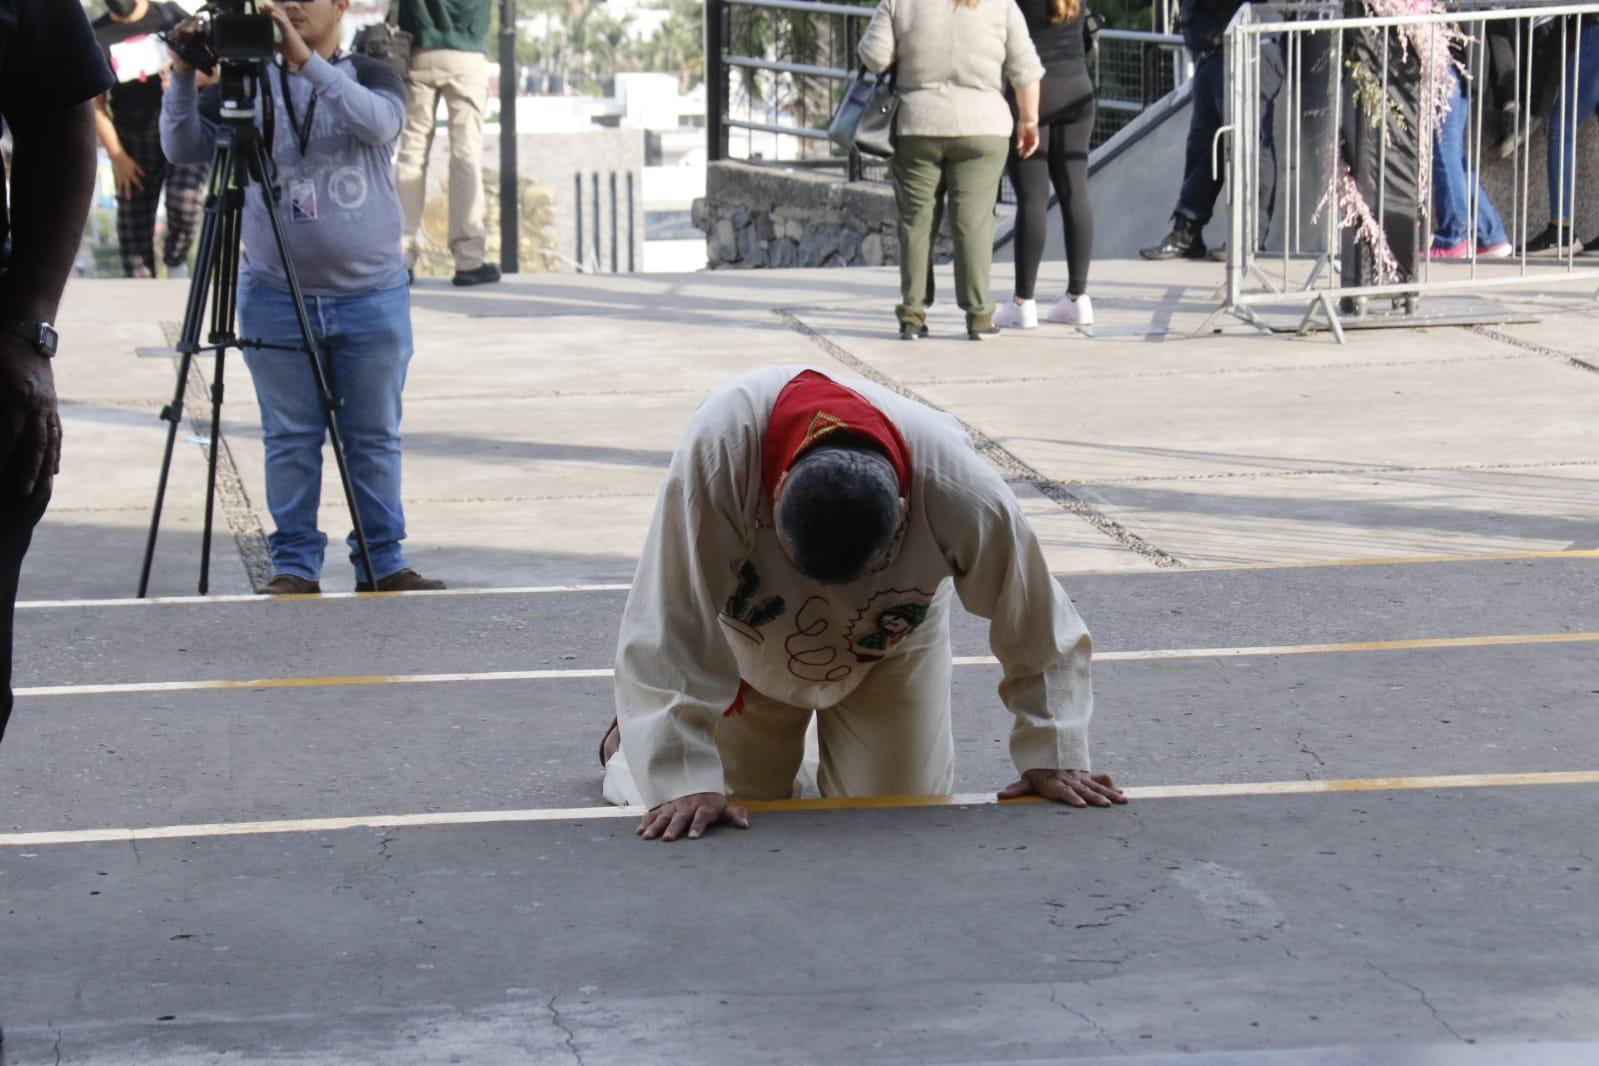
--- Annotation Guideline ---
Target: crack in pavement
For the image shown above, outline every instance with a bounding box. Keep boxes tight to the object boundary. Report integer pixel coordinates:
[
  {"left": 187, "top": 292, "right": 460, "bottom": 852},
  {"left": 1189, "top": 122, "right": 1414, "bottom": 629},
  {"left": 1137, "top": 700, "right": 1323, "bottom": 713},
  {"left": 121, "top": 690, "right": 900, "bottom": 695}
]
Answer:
[
  {"left": 1012, "top": 457, "right": 1599, "bottom": 487},
  {"left": 1471, "top": 324, "right": 1599, "bottom": 376},
  {"left": 1367, "top": 962, "right": 1474, "bottom": 1044},
  {"left": 897, "top": 348, "right": 1544, "bottom": 387},
  {"left": 1050, "top": 985, "right": 1126, "bottom": 1053},
  {"left": 48, "top": 1018, "right": 62, "bottom": 1065},
  {"left": 1296, "top": 730, "right": 1327, "bottom": 777},
  {"left": 547, "top": 994, "right": 584, "bottom": 1065},
  {"left": 776, "top": 308, "right": 1182, "bottom": 568}
]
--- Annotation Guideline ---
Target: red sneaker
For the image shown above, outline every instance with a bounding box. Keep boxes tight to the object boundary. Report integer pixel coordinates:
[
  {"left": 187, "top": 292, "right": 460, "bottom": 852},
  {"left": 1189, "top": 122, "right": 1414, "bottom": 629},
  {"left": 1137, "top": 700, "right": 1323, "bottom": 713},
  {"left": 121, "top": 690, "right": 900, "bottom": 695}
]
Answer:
[
  {"left": 1429, "top": 239, "right": 1473, "bottom": 259},
  {"left": 1477, "top": 241, "right": 1513, "bottom": 259}
]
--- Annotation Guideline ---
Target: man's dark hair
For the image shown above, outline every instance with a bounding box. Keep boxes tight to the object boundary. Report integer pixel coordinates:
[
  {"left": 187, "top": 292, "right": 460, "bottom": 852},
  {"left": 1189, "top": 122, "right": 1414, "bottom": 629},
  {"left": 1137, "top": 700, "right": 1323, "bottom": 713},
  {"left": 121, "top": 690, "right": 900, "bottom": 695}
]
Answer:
[{"left": 777, "top": 442, "right": 900, "bottom": 585}]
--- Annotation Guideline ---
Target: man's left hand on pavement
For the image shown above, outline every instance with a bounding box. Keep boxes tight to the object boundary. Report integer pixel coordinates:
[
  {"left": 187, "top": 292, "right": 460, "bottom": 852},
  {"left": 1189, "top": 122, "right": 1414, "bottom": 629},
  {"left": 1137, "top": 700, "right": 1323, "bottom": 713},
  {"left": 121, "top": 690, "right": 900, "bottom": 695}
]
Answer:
[{"left": 998, "top": 769, "right": 1127, "bottom": 808}]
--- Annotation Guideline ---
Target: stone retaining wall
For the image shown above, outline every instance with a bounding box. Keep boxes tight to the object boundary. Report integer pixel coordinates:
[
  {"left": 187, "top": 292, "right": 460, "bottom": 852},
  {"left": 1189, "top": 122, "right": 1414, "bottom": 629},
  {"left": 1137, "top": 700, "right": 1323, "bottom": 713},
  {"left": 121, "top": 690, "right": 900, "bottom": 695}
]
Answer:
[{"left": 693, "top": 160, "right": 951, "bottom": 270}]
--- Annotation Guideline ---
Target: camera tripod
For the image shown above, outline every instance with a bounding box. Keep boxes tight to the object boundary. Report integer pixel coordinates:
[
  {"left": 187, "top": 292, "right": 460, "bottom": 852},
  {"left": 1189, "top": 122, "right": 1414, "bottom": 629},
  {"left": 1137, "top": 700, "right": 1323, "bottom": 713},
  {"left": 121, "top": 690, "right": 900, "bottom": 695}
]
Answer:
[{"left": 137, "top": 81, "right": 376, "bottom": 597}]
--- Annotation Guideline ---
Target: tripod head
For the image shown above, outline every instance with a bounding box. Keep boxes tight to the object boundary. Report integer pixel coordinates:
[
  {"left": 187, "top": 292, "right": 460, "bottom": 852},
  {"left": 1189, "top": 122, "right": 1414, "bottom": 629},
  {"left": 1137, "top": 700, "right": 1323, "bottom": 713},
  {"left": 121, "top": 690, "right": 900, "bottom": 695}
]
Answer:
[{"left": 163, "top": 0, "right": 276, "bottom": 123}]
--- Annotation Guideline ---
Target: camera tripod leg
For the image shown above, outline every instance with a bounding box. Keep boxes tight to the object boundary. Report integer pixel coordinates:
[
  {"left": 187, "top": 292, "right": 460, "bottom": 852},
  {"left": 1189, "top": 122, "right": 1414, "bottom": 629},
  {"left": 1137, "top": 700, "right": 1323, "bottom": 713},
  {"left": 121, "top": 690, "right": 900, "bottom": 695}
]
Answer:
[
  {"left": 138, "top": 143, "right": 235, "bottom": 598},
  {"left": 248, "top": 139, "right": 379, "bottom": 589},
  {"left": 138, "top": 350, "right": 195, "bottom": 599},
  {"left": 198, "top": 349, "right": 227, "bottom": 595}
]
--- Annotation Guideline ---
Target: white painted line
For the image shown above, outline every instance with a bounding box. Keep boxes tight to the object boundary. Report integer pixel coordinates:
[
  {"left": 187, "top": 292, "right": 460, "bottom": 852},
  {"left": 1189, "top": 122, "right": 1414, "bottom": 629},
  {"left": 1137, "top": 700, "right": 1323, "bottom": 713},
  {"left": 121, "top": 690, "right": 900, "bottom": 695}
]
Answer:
[
  {"left": 16, "top": 631, "right": 1598, "bottom": 699},
  {"left": 14, "top": 583, "right": 632, "bottom": 610},
  {"left": 16, "top": 549, "right": 1597, "bottom": 610},
  {"left": 16, "top": 667, "right": 616, "bottom": 698},
  {"left": 4, "top": 770, "right": 1595, "bottom": 849}
]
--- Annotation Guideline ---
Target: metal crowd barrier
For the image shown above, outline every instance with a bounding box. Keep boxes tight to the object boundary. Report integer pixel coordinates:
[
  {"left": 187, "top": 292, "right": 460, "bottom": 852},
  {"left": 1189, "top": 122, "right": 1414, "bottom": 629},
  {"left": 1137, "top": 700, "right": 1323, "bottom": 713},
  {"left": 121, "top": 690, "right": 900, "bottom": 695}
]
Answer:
[{"left": 1215, "top": 0, "right": 1599, "bottom": 341}]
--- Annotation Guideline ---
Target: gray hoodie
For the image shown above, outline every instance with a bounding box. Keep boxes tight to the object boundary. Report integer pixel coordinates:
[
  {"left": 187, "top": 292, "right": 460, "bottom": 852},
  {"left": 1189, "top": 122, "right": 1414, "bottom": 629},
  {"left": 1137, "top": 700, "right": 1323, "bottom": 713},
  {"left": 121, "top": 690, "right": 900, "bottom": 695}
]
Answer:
[{"left": 161, "top": 52, "right": 407, "bottom": 296}]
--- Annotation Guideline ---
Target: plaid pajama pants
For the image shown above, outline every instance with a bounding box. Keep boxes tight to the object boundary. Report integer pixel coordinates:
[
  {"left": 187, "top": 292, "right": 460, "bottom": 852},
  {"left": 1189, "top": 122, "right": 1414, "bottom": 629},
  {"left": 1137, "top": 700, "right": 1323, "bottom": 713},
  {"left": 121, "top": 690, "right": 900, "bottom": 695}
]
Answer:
[{"left": 114, "top": 123, "right": 208, "bottom": 279}]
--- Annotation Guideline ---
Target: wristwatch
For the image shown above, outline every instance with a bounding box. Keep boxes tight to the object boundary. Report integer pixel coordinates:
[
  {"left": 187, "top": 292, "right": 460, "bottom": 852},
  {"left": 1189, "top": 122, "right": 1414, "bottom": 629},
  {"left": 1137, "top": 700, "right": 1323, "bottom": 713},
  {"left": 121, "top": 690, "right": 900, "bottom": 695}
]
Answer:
[{"left": 0, "top": 320, "right": 59, "bottom": 359}]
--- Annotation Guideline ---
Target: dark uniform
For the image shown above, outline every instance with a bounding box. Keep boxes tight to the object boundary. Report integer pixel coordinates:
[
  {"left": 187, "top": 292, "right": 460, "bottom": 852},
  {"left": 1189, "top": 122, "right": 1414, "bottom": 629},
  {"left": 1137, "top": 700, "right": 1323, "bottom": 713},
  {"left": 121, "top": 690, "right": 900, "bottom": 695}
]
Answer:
[
  {"left": 0, "top": 1, "right": 115, "bottom": 745},
  {"left": 1141, "top": 0, "right": 1283, "bottom": 259}
]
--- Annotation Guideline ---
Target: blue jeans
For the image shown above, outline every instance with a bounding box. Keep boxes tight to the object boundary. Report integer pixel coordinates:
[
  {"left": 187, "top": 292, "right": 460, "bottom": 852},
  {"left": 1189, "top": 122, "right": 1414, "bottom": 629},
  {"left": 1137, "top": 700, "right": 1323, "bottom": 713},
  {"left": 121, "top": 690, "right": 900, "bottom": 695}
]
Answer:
[
  {"left": 1547, "top": 23, "right": 1599, "bottom": 223},
  {"left": 1433, "top": 73, "right": 1508, "bottom": 248},
  {"left": 239, "top": 280, "right": 413, "bottom": 583}
]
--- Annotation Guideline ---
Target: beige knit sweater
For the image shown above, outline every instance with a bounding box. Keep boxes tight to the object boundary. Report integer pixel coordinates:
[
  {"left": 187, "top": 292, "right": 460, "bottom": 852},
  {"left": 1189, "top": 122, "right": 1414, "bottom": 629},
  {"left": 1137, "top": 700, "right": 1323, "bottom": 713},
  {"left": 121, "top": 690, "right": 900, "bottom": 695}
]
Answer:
[{"left": 857, "top": 0, "right": 1045, "bottom": 139}]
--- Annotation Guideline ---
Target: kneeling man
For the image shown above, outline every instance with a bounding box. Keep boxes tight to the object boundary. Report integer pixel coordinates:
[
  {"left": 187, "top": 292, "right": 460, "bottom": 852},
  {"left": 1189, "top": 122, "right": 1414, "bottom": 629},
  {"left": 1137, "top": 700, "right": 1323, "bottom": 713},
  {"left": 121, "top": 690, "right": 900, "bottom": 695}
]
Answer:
[{"left": 605, "top": 367, "right": 1124, "bottom": 841}]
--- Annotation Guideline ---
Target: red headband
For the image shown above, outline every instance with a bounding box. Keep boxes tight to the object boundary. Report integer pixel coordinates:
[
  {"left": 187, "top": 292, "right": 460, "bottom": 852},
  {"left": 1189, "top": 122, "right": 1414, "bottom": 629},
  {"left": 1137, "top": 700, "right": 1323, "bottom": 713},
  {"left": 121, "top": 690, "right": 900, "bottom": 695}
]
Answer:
[{"left": 761, "top": 370, "right": 911, "bottom": 506}]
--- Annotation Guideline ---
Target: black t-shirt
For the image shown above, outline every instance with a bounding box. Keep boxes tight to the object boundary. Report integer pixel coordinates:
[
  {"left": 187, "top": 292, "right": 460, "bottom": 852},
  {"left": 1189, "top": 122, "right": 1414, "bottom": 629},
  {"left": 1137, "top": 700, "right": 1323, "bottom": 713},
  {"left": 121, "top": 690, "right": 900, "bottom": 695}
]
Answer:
[
  {"left": 1015, "top": 0, "right": 1089, "bottom": 69},
  {"left": 93, "top": 2, "right": 184, "bottom": 134},
  {"left": 0, "top": 0, "right": 116, "bottom": 271}
]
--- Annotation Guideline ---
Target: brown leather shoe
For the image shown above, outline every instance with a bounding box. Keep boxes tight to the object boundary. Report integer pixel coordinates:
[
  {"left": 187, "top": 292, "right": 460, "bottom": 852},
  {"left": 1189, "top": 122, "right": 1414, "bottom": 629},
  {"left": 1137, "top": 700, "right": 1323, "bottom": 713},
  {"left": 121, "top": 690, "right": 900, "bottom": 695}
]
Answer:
[
  {"left": 258, "top": 573, "right": 321, "bottom": 595},
  {"left": 354, "top": 567, "right": 447, "bottom": 593}
]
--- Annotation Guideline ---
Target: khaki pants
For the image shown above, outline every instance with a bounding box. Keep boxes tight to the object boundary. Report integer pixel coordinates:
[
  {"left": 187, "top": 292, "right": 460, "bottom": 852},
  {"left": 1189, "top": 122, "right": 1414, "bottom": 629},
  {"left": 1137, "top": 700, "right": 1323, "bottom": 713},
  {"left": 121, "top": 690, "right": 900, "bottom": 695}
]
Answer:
[
  {"left": 396, "top": 48, "right": 488, "bottom": 272},
  {"left": 603, "top": 600, "right": 956, "bottom": 806},
  {"left": 893, "top": 135, "right": 1009, "bottom": 330}
]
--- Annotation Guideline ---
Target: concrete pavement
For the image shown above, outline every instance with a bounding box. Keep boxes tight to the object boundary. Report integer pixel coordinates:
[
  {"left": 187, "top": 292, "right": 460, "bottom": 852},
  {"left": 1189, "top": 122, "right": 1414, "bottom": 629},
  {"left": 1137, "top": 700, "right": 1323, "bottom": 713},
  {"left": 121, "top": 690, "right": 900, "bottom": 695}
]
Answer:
[
  {"left": 3, "top": 259, "right": 1597, "bottom": 1063},
  {"left": 31, "top": 257, "right": 1599, "bottom": 599}
]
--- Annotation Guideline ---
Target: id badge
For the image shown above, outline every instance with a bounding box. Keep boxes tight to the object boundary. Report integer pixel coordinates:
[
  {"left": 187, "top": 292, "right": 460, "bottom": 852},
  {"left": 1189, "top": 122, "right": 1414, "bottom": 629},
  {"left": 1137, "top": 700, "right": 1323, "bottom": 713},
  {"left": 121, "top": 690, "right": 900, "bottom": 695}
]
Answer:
[{"left": 289, "top": 179, "right": 318, "bottom": 223}]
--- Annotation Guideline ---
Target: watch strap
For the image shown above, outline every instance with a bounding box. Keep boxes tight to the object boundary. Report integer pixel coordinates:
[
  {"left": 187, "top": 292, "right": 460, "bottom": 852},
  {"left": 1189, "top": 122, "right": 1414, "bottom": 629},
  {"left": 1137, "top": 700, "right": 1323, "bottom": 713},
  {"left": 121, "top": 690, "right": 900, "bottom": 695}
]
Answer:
[{"left": 0, "top": 319, "right": 57, "bottom": 358}]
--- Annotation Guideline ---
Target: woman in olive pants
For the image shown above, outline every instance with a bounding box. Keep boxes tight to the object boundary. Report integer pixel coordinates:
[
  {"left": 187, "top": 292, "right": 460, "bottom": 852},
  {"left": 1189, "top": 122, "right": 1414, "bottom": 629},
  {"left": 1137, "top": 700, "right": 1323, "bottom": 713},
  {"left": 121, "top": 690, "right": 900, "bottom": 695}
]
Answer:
[{"left": 860, "top": 0, "right": 1043, "bottom": 340}]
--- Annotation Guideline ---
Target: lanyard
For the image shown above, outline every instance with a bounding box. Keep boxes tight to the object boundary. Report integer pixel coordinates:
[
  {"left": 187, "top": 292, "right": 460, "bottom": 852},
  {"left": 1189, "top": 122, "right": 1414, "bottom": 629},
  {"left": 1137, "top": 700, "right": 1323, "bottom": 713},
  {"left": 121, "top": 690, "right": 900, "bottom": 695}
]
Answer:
[{"left": 276, "top": 51, "right": 342, "bottom": 157}]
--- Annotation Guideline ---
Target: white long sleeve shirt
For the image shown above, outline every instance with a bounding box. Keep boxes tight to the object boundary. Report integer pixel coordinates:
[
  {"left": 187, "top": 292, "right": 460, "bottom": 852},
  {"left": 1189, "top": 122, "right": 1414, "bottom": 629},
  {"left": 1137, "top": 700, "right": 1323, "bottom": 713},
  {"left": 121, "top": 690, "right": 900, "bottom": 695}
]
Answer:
[{"left": 614, "top": 367, "right": 1094, "bottom": 809}]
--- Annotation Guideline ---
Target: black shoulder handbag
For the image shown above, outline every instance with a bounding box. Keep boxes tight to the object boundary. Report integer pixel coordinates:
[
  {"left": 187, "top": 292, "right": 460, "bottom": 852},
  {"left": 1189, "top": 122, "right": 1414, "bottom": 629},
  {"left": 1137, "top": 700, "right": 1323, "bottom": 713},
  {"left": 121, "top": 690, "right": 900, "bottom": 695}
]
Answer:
[
  {"left": 828, "top": 66, "right": 899, "bottom": 159},
  {"left": 1084, "top": 9, "right": 1105, "bottom": 56},
  {"left": 353, "top": 2, "right": 413, "bottom": 78}
]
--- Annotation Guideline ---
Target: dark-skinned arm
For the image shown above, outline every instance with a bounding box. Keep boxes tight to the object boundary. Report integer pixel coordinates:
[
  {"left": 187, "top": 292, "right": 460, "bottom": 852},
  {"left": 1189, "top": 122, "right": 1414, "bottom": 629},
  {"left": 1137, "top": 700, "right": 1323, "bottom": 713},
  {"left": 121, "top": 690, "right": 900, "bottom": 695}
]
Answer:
[{"left": 0, "top": 100, "right": 100, "bottom": 493}]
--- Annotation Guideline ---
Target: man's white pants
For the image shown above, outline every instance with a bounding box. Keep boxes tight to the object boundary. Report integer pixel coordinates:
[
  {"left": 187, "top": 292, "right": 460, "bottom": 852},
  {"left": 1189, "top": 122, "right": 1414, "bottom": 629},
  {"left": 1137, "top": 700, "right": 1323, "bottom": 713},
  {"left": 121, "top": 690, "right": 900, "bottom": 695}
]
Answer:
[{"left": 603, "top": 607, "right": 956, "bottom": 806}]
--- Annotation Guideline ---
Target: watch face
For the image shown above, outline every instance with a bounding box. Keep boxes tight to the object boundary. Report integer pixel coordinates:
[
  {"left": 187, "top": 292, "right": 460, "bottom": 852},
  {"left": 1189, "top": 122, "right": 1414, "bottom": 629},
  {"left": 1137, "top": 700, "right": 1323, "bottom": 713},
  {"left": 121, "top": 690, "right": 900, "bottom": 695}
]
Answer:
[{"left": 39, "top": 324, "right": 58, "bottom": 357}]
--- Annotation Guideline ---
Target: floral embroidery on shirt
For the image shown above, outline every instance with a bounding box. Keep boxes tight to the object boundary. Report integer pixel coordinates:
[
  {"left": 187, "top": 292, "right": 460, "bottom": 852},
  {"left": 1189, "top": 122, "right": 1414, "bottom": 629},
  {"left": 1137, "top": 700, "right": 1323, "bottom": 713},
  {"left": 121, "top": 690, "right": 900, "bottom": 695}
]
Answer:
[
  {"left": 720, "top": 562, "right": 786, "bottom": 645},
  {"left": 845, "top": 589, "right": 936, "bottom": 662}
]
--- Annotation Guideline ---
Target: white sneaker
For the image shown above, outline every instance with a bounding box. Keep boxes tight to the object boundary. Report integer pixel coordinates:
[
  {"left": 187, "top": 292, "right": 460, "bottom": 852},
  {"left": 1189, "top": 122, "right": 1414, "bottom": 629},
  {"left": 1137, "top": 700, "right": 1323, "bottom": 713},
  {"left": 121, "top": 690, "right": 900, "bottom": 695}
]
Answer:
[
  {"left": 1047, "top": 292, "right": 1093, "bottom": 327},
  {"left": 992, "top": 298, "right": 1038, "bottom": 330},
  {"left": 165, "top": 262, "right": 189, "bottom": 280}
]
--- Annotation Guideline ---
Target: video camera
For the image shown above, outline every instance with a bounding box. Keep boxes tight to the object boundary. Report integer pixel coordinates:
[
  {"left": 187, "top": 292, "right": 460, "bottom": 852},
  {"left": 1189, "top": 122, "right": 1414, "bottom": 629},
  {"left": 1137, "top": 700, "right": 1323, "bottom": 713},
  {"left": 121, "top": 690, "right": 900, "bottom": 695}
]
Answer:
[
  {"left": 162, "top": 0, "right": 279, "bottom": 121},
  {"left": 162, "top": 0, "right": 277, "bottom": 76}
]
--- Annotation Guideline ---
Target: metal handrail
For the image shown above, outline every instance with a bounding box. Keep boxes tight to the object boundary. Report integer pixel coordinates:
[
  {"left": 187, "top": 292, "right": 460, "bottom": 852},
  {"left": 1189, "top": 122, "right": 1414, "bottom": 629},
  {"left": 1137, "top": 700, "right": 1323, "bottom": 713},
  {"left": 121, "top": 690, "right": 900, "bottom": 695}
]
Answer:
[
  {"left": 708, "top": 0, "right": 1191, "bottom": 171},
  {"left": 722, "top": 54, "right": 853, "bottom": 80},
  {"left": 726, "top": 0, "right": 875, "bottom": 16},
  {"left": 725, "top": 118, "right": 833, "bottom": 140}
]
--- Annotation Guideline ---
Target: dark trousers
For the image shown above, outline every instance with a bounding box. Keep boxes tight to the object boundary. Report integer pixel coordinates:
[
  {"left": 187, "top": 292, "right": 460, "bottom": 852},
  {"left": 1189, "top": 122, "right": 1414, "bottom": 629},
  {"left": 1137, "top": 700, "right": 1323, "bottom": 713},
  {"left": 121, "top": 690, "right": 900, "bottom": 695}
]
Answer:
[
  {"left": 1008, "top": 64, "right": 1096, "bottom": 298},
  {"left": 114, "top": 123, "right": 208, "bottom": 278},
  {"left": 0, "top": 484, "right": 49, "bottom": 747},
  {"left": 1177, "top": 43, "right": 1283, "bottom": 239}
]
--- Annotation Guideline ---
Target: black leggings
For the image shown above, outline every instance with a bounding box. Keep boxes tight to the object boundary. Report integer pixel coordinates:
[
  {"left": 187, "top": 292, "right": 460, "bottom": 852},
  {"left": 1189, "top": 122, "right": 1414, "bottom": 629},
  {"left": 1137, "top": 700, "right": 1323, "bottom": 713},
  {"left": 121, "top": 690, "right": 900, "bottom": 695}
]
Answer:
[{"left": 1008, "top": 65, "right": 1096, "bottom": 299}]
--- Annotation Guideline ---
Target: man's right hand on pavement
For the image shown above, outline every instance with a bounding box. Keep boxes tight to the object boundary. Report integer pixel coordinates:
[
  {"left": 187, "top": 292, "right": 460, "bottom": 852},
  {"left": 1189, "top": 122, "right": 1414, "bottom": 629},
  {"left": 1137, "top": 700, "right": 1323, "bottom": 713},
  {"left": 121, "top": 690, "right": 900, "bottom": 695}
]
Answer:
[{"left": 637, "top": 792, "right": 750, "bottom": 842}]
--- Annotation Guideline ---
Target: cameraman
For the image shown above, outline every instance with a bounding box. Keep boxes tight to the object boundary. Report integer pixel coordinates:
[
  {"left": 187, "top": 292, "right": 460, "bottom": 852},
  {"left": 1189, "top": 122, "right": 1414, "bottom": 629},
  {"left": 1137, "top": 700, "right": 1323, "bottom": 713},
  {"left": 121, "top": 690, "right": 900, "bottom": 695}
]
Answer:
[
  {"left": 92, "top": 0, "right": 210, "bottom": 278},
  {"left": 161, "top": 0, "right": 446, "bottom": 594}
]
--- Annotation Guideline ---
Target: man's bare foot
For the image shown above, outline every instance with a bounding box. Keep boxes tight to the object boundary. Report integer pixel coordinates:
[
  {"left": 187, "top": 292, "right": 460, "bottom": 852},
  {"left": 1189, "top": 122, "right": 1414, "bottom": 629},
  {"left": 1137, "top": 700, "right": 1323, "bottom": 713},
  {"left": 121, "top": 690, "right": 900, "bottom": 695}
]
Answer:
[{"left": 598, "top": 717, "right": 621, "bottom": 765}]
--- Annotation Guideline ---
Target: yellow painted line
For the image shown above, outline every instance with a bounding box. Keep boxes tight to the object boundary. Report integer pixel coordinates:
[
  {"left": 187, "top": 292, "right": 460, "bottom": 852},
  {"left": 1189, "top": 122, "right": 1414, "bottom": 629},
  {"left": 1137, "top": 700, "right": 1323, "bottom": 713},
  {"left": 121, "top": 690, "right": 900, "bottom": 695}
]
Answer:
[
  {"left": 1166, "top": 548, "right": 1599, "bottom": 575},
  {"left": 3, "top": 771, "right": 1595, "bottom": 849},
  {"left": 15, "top": 549, "right": 1596, "bottom": 609},
  {"left": 18, "top": 631, "right": 1597, "bottom": 699},
  {"left": 747, "top": 771, "right": 1599, "bottom": 810}
]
